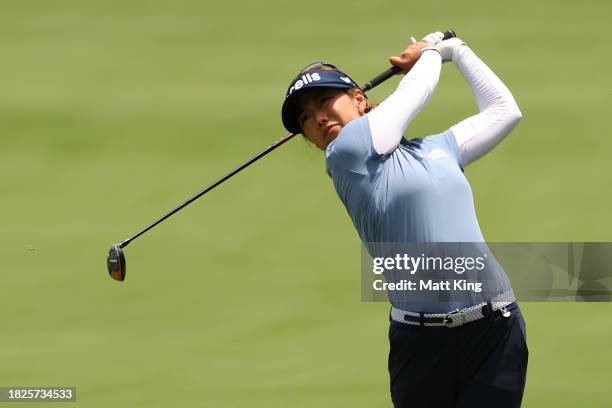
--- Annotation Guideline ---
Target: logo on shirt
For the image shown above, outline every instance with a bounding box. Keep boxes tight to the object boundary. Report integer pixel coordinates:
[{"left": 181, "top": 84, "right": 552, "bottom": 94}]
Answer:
[{"left": 427, "top": 149, "right": 451, "bottom": 160}]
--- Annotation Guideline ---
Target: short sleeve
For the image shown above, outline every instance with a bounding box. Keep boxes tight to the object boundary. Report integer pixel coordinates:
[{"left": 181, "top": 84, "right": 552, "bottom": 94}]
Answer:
[
  {"left": 426, "top": 129, "right": 464, "bottom": 169},
  {"left": 326, "top": 116, "right": 379, "bottom": 176}
]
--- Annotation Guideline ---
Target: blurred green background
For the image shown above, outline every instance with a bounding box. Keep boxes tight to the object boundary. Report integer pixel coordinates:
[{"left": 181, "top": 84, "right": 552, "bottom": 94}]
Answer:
[{"left": 1, "top": 0, "right": 610, "bottom": 406}]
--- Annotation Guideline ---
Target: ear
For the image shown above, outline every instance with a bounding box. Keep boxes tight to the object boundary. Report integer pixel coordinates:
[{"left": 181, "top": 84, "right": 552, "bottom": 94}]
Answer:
[{"left": 350, "top": 89, "right": 367, "bottom": 115}]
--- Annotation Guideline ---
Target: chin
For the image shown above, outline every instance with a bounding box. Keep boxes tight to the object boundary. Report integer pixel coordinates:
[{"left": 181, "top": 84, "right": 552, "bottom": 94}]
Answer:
[
  {"left": 322, "top": 133, "right": 339, "bottom": 149},
  {"left": 327, "top": 126, "right": 342, "bottom": 139}
]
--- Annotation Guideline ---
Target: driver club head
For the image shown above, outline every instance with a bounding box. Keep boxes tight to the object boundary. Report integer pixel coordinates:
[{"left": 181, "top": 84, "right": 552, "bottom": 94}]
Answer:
[{"left": 107, "top": 243, "right": 126, "bottom": 281}]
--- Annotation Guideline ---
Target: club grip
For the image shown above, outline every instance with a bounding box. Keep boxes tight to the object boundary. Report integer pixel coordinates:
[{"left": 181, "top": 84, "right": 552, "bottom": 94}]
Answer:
[{"left": 361, "top": 29, "right": 456, "bottom": 92}]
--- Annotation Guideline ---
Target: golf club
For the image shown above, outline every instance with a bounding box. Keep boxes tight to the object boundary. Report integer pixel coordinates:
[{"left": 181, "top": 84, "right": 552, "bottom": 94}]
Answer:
[{"left": 107, "top": 29, "right": 457, "bottom": 281}]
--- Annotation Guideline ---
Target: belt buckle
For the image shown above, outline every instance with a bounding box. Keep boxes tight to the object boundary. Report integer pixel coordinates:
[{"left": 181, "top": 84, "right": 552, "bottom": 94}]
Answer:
[{"left": 442, "top": 308, "right": 460, "bottom": 327}]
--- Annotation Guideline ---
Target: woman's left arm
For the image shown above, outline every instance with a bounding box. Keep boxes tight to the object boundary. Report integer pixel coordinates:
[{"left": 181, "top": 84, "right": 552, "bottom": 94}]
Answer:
[{"left": 441, "top": 40, "right": 523, "bottom": 166}]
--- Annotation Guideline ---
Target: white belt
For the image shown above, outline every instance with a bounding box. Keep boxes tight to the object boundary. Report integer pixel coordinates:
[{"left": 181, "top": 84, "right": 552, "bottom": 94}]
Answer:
[{"left": 391, "top": 298, "right": 515, "bottom": 328}]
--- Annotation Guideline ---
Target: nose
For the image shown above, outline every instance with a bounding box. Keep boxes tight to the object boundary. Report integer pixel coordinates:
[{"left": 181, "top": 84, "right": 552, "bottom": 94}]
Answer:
[{"left": 315, "top": 110, "right": 328, "bottom": 128}]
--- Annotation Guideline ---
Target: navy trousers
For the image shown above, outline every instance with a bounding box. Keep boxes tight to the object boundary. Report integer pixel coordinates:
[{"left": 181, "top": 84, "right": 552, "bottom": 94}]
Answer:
[{"left": 388, "top": 302, "right": 528, "bottom": 408}]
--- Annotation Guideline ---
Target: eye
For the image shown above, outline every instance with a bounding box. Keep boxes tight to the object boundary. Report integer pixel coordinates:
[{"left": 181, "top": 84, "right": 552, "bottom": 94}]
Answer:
[{"left": 319, "top": 96, "right": 332, "bottom": 106}]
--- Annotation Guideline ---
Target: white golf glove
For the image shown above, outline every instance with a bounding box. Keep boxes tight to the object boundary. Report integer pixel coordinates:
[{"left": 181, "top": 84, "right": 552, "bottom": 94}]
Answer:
[
  {"left": 436, "top": 37, "right": 465, "bottom": 62},
  {"left": 421, "top": 31, "right": 445, "bottom": 44}
]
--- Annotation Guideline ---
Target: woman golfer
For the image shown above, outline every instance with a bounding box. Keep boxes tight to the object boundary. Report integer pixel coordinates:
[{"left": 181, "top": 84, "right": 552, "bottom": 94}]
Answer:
[{"left": 281, "top": 32, "right": 528, "bottom": 407}]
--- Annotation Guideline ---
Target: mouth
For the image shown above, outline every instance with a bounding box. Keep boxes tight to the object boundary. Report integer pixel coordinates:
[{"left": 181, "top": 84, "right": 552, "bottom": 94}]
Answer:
[{"left": 323, "top": 123, "right": 340, "bottom": 138}]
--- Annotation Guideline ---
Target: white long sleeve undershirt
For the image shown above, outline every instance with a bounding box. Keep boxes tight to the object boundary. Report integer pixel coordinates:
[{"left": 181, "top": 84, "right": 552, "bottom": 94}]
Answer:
[
  {"left": 449, "top": 44, "right": 522, "bottom": 166},
  {"left": 368, "top": 49, "right": 442, "bottom": 155},
  {"left": 367, "top": 45, "right": 522, "bottom": 165}
]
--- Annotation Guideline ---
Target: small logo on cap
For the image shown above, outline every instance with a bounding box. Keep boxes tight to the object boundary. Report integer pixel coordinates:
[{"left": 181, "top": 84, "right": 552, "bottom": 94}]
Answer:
[{"left": 340, "top": 76, "right": 352, "bottom": 84}]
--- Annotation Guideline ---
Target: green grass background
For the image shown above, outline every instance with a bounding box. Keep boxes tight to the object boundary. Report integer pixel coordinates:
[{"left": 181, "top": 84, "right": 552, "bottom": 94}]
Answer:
[{"left": 1, "top": 0, "right": 611, "bottom": 406}]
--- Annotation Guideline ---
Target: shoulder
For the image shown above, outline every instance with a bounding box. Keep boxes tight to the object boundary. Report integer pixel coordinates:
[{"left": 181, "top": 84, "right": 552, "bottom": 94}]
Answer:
[
  {"left": 326, "top": 116, "right": 379, "bottom": 173},
  {"left": 326, "top": 116, "right": 373, "bottom": 157}
]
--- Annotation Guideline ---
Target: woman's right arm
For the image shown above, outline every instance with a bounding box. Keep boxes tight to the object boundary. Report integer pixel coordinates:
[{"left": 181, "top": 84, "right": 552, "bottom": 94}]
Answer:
[{"left": 367, "top": 48, "right": 443, "bottom": 155}]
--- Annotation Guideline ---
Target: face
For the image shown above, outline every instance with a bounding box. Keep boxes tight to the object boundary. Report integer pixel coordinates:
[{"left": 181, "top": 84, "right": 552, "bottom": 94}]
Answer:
[{"left": 297, "top": 88, "right": 366, "bottom": 151}]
